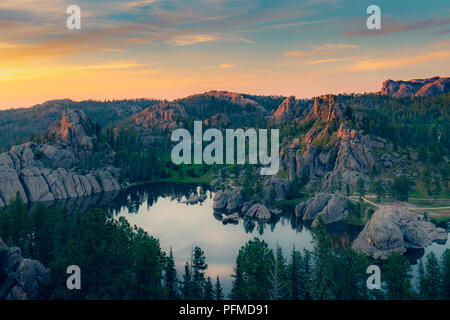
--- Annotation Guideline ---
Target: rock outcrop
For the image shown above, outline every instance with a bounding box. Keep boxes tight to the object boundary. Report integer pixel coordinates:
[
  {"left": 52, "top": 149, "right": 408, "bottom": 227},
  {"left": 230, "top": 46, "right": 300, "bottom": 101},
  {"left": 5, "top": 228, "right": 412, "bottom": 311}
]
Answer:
[
  {"left": 352, "top": 207, "right": 447, "bottom": 259},
  {"left": 271, "top": 96, "right": 303, "bottom": 124},
  {"left": 381, "top": 76, "right": 449, "bottom": 98},
  {"left": 212, "top": 188, "right": 243, "bottom": 212},
  {"left": 263, "top": 177, "right": 289, "bottom": 201},
  {"left": 245, "top": 203, "right": 272, "bottom": 220},
  {"left": 131, "top": 101, "right": 187, "bottom": 132},
  {"left": 199, "top": 91, "right": 266, "bottom": 112},
  {"left": 282, "top": 120, "right": 381, "bottom": 191},
  {"left": 0, "top": 109, "right": 121, "bottom": 208},
  {"left": 295, "top": 193, "right": 350, "bottom": 226},
  {"left": 0, "top": 239, "right": 51, "bottom": 300}
]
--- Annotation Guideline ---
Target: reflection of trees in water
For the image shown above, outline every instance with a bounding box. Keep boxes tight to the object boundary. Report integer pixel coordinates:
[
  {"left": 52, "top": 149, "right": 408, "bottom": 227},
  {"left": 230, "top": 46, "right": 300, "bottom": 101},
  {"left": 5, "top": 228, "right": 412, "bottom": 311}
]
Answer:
[
  {"left": 107, "top": 182, "right": 211, "bottom": 215},
  {"left": 240, "top": 209, "right": 307, "bottom": 236}
]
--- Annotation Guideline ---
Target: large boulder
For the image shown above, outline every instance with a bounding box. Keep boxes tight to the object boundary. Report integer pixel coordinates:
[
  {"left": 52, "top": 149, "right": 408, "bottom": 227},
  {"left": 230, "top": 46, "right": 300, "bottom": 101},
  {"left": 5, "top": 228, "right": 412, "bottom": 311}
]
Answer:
[
  {"left": 245, "top": 203, "right": 271, "bottom": 220},
  {"left": 213, "top": 189, "right": 243, "bottom": 212},
  {"left": 0, "top": 239, "right": 51, "bottom": 300},
  {"left": 352, "top": 207, "right": 447, "bottom": 259},
  {"left": 295, "top": 193, "right": 350, "bottom": 226}
]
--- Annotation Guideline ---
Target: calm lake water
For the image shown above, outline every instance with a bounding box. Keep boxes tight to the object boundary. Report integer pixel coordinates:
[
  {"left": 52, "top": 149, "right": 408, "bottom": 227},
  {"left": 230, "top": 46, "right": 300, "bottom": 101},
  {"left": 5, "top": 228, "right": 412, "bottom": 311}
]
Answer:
[{"left": 100, "top": 182, "right": 450, "bottom": 295}]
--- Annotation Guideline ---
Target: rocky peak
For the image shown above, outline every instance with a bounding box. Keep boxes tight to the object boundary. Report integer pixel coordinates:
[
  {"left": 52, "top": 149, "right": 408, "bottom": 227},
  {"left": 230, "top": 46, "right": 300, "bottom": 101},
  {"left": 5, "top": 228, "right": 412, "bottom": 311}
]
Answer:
[
  {"left": 306, "top": 94, "right": 343, "bottom": 122},
  {"left": 131, "top": 102, "right": 187, "bottom": 131},
  {"left": 270, "top": 96, "right": 300, "bottom": 124},
  {"left": 381, "top": 76, "right": 449, "bottom": 98},
  {"left": 54, "top": 109, "right": 96, "bottom": 155},
  {"left": 201, "top": 91, "right": 263, "bottom": 110}
]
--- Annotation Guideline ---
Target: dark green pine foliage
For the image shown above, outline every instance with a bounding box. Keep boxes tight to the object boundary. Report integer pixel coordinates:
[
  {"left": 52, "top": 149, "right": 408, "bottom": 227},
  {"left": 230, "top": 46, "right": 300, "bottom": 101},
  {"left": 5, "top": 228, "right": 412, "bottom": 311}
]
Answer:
[
  {"left": 0, "top": 194, "right": 166, "bottom": 300},
  {"left": 270, "top": 245, "right": 288, "bottom": 300},
  {"left": 231, "top": 238, "right": 274, "bottom": 299},
  {"left": 383, "top": 252, "right": 413, "bottom": 300},
  {"left": 204, "top": 277, "right": 214, "bottom": 300},
  {"left": 182, "top": 262, "right": 194, "bottom": 299},
  {"left": 191, "top": 246, "right": 208, "bottom": 299},
  {"left": 164, "top": 247, "right": 179, "bottom": 299},
  {"left": 308, "top": 216, "right": 336, "bottom": 299},
  {"left": 214, "top": 276, "right": 224, "bottom": 300},
  {"left": 441, "top": 250, "right": 450, "bottom": 299},
  {"left": 418, "top": 252, "right": 442, "bottom": 299}
]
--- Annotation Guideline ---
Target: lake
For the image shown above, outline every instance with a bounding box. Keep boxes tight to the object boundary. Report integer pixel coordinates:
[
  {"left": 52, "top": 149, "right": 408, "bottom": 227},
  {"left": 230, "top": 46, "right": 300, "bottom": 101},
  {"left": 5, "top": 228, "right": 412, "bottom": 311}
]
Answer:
[{"left": 98, "top": 182, "right": 450, "bottom": 295}]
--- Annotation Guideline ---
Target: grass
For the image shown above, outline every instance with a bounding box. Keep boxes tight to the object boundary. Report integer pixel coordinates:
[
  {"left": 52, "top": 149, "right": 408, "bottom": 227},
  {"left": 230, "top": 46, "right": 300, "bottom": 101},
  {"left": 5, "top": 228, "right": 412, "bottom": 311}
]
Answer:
[
  {"left": 275, "top": 197, "right": 308, "bottom": 211},
  {"left": 132, "top": 164, "right": 214, "bottom": 186},
  {"left": 149, "top": 176, "right": 212, "bottom": 184},
  {"left": 429, "top": 215, "right": 450, "bottom": 228},
  {"left": 408, "top": 198, "right": 450, "bottom": 208}
]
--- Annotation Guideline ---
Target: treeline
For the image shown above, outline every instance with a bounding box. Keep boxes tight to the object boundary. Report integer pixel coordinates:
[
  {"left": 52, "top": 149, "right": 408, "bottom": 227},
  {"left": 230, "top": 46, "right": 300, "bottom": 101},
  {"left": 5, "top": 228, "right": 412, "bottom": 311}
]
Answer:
[
  {"left": 0, "top": 194, "right": 224, "bottom": 300},
  {"left": 0, "top": 195, "right": 449, "bottom": 300},
  {"left": 341, "top": 93, "right": 449, "bottom": 164},
  {"left": 229, "top": 218, "right": 450, "bottom": 300},
  {"left": 0, "top": 99, "right": 161, "bottom": 151}
]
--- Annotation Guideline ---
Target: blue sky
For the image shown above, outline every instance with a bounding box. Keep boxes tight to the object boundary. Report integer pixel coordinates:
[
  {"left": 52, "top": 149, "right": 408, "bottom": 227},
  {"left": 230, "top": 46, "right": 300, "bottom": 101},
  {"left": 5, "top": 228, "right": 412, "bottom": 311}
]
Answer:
[{"left": 0, "top": 0, "right": 449, "bottom": 108}]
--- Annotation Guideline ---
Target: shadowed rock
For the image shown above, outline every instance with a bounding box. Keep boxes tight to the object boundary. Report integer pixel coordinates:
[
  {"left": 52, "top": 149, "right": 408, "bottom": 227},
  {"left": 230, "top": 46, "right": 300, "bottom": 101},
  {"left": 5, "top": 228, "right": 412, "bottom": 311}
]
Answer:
[{"left": 352, "top": 206, "right": 447, "bottom": 259}]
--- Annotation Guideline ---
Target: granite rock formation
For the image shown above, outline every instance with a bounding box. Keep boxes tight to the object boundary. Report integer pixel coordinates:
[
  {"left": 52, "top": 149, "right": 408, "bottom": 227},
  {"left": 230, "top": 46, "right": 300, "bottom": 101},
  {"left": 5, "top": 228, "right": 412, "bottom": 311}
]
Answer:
[
  {"left": 0, "top": 239, "right": 50, "bottom": 300},
  {"left": 0, "top": 109, "right": 121, "bottom": 207},
  {"left": 381, "top": 76, "right": 449, "bottom": 98},
  {"left": 352, "top": 207, "right": 447, "bottom": 259}
]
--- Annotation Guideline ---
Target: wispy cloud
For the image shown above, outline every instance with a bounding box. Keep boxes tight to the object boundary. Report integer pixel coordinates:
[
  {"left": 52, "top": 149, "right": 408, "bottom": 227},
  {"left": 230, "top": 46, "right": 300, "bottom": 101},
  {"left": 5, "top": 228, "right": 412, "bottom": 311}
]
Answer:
[
  {"left": 218, "top": 63, "right": 235, "bottom": 69},
  {"left": 284, "top": 43, "right": 359, "bottom": 59},
  {"left": 343, "top": 17, "right": 450, "bottom": 37},
  {"left": 347, "top": 51, "right": 450, "bottom": 72},
  {"left": 168, "top": 34, "right": 217, "bottom": 46}
]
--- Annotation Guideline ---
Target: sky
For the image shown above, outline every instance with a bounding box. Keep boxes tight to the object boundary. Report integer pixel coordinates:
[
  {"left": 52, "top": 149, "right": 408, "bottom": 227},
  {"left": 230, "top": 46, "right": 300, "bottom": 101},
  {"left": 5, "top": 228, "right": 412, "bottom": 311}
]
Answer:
[{"left": 0, "top": 0, "right": 449, "bottom": 109}]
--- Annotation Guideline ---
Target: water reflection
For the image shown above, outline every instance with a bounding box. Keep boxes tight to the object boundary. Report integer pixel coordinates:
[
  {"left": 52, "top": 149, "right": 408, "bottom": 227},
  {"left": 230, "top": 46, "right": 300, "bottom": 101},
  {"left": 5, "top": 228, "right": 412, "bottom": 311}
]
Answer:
[
  {"left": 23, "top": 182, "right": 449, "bottom": 295},
  {"left": 102, "top": 183, "right": 364, "bottom": 293}
]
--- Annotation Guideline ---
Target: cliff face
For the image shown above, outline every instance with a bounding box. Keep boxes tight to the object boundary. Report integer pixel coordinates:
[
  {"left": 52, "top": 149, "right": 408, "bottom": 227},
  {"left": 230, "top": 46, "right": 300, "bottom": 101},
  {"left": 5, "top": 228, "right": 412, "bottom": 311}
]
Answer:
[
  {"left": 279, "top": 94, "right": 386, "bottom": 192},
  {"left": 0, "top": 109, "right": 121, "bottom": 208},
  {"left": 381, "top": 76, "right": 449, "bottom": 98},
  {"left": 270, "top": 96, "right": 303, "bottom": 124}
]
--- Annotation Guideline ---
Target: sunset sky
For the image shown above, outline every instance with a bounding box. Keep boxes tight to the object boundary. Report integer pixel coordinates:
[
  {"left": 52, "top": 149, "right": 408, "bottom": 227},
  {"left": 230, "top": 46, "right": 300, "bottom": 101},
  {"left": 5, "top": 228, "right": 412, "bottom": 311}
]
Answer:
[{"left": 0, "top": 0, "right": 449, "bottom": 109}]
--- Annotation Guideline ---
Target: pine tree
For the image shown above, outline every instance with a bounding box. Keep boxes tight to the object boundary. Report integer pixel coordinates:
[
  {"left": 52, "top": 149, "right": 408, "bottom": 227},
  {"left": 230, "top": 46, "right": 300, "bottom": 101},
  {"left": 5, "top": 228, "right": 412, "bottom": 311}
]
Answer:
[
  {"left": 383, "top": 252, "right": 412, "bottom": 299},
  {"left": 356, "top": 177, "right": 365, "bottom": 199},
  {"left": 191, "top": 246, "right": 208, "bottom": 299},
  {"left": 204, "top": 276, "right": 214, "bottom": 300},
  {"left": 182, "top": 261, "right": 193, "bottom": 299},
  {"left": 422, "top": 252, "right": 442, "bottom": 299},
  {"left": 214, "top": 276, "right": 224, "bottom": 300},
  {"left": 164, "top": 247, "right": 178, "bottom": 299},
  {"left": 309, "top": 216, "right": 335, "bottom": 299},
  {"left": 286, "top": 247, "right": 301, "bottom": 300},
  {"left": 418, "top": 260, "right": 426, "bottom": 298},
  {"left": 231, "top": 254, "right": 246, "bottom": 299},
  {"left": 441, "top": 249, "right": 450, "bottom": 299},
  {"left": 270, "top": 245, "right": 287, "bottom": 300}
]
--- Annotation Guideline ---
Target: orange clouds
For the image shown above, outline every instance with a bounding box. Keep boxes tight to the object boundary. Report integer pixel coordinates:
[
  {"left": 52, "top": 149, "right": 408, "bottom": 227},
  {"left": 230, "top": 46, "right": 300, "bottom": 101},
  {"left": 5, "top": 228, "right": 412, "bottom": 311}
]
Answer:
[{"left": 348, "top": 51, "right": 450, "bottom": 72}]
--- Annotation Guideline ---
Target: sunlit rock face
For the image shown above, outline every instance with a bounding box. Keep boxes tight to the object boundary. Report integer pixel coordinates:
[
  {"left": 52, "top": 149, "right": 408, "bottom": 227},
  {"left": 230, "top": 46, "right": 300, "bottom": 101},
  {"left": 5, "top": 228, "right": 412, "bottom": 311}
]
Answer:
[{"left": 381, "top": 76, "right": 449, "bottom": 98}]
